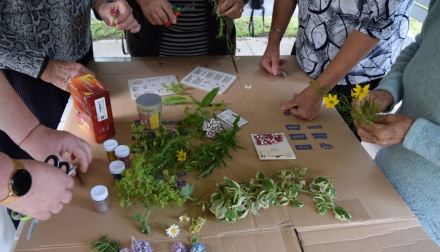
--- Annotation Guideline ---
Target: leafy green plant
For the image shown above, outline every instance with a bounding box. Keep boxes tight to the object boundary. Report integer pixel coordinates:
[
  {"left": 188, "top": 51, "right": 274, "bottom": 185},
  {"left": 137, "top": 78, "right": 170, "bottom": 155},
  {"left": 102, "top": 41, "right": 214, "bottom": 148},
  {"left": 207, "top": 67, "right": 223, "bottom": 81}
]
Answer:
[
  {"left": 91, "top": 235, "right": 120, "bottom": 252},
  {"left": 196, "top": 167, "right": 351, "bottom": 222},
  {"left": 115, "top": 87, "right": 244, "bottom": 234}
]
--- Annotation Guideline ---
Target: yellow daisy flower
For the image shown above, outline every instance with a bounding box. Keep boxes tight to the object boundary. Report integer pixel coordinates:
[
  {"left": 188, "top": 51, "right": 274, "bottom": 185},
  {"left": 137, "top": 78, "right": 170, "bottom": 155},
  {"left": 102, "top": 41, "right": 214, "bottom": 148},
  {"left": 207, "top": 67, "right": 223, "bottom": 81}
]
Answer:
[
  {"left": 176, "top": 150, "right": 187, "bottom": 163},
  {"left": 351, "top": 84, "right": 370, "bottom": 101},
  {"left": 323, "top": 93, "right": 340, "bottom": 109}
]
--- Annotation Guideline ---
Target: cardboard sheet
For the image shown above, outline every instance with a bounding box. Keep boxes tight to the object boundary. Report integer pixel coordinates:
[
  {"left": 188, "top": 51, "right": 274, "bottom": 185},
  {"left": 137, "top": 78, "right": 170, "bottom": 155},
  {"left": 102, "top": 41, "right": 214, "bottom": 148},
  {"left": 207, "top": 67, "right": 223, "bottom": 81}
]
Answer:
[{"left": 14, "top": 56, "right": 439, "bottom": 251}]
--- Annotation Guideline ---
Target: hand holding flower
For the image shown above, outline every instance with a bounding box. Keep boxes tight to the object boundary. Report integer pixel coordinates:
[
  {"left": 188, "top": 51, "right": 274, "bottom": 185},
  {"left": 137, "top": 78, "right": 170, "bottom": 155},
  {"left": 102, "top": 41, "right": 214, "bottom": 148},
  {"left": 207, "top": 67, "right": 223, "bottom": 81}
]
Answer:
[
  {"left": 94, "top": 0, "right": 141, "bottom": 33},
  {"left": 355, "top": 114, "right": 414, "bottom": 146}
]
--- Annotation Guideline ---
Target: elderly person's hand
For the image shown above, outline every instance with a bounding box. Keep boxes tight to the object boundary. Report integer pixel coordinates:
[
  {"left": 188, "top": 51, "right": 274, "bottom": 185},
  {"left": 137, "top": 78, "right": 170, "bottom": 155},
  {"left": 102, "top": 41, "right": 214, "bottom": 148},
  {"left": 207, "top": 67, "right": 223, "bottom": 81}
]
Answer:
[
  {"left": 95, "top": 0, "right": 141, "bottom": 32},
  {"left": 218, "top": 0, "right": 246, "bottom": 19},
  {"left": 5, "top": 157, "right": 75, "bottom": 220},
  {"left": 355, "top": 114, "right": 414, "bottom": 146},
  {"left": 19, "top": 125, "right": 92, "bottom": 174},
  {"left": 40, "top": 60, "right": 95, "bottom": 92},
  {"left": 137, "top": 0, "right": 176, "bottom": 25}
]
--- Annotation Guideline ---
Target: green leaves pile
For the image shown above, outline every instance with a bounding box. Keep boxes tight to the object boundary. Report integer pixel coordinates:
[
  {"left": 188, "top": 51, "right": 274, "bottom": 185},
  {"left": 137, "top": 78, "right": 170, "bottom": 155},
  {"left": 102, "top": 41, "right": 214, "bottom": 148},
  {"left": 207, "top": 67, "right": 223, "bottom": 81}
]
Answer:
[
  {"left": 115, "top": 87, "right": 243, "bottom": 234},
  {"left": 202, "top": 167, "right": 351, "bottom": 222}
]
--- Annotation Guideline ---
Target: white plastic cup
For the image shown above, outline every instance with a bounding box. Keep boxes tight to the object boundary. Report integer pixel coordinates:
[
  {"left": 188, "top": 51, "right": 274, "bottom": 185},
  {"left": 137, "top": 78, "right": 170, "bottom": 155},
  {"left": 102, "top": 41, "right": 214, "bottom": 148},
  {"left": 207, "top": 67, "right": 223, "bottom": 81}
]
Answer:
[
  {"left": 90, "top": 185, "right": 110, "bottom": 214},
  {"left": 115, "top": 145, "right": 130, "bottom": 168},
  {"left": 109, "top": 160, "right": 125, "bottom": 181},
  {"left": 103, "top": 139, "right": 118, "bottom": 162}
]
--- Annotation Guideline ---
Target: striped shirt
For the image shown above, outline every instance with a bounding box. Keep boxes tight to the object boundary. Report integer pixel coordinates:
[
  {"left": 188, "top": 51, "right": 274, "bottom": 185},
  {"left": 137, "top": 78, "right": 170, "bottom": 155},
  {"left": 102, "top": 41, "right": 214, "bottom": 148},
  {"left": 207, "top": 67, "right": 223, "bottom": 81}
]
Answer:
[{"left": 159, "top": 0, "right": 210, "bottom": 56}]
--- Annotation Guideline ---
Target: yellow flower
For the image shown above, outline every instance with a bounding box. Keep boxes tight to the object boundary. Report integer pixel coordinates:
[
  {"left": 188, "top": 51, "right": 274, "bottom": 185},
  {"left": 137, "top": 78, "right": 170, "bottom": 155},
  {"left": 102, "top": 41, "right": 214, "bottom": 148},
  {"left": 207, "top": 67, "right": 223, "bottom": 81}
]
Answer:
[
  {"left": 323, "top": 93, "right": 340, "bottom": 109},
  {"left": 176, "top": 150, "right": 187, "bottom": 163},
  {"left": 351, "top": 84, "right": 370, "bottom": 101}
]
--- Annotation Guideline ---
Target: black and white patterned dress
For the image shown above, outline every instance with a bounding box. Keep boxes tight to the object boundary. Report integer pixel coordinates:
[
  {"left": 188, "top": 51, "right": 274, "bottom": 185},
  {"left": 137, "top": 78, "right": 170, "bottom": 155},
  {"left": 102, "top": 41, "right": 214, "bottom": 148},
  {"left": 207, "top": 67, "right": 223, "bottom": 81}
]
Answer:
[{"left": 295, "top": 0, "right": 415, "bottom": 85}]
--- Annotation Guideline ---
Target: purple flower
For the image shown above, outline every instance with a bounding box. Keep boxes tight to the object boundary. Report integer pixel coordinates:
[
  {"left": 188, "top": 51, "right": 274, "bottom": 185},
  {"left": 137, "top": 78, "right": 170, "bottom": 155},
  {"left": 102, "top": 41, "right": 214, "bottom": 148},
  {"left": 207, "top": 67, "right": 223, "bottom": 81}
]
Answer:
[{"left": 170, "top": 242, "right": 188, "bottom": 252}]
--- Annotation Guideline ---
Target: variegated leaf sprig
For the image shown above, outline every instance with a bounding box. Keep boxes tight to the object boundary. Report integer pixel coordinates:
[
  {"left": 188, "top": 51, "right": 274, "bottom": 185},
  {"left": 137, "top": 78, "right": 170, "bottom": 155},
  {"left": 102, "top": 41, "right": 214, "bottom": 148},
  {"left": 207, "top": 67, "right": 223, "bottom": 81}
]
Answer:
[{"left": 203, "top": 166, "right": 351, "bottom": 222}]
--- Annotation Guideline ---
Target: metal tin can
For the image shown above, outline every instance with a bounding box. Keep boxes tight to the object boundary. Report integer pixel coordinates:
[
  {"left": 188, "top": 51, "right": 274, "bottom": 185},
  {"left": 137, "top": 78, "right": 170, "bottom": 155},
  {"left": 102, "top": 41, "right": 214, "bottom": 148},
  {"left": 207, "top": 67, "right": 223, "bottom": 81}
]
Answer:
[{"left": 136, "top": 93, "right": 162, "bottom": 130}]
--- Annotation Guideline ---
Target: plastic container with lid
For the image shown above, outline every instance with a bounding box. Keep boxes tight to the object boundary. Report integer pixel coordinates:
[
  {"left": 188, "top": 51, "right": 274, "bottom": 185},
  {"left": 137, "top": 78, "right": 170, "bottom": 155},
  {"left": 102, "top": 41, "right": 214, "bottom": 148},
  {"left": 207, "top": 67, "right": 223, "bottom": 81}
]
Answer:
[
  {"left": 90, "top": 185, "right": 110, "bottom": 214},
  {"left": 109, "top": 160, "right": 125, "bottom": 182},
  {"left": 136, "top": 93, "right": 162, "bottom": 130},
  {"left": 115, "top": 145, "right": 130, "bottom": 168},
  {"left": 103, "top": 139, "right": 118, "bottom": 162}
]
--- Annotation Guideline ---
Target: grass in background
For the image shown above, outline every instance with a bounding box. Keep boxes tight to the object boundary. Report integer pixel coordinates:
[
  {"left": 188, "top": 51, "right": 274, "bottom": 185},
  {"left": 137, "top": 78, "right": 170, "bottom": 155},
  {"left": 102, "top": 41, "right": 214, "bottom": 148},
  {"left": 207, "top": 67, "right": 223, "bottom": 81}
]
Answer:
[
  {"left": 234, "top": 16, "right": 298, "bottom": 37},
  {"left": 91, "top": 16, "right": 422, "bottom": 41}
]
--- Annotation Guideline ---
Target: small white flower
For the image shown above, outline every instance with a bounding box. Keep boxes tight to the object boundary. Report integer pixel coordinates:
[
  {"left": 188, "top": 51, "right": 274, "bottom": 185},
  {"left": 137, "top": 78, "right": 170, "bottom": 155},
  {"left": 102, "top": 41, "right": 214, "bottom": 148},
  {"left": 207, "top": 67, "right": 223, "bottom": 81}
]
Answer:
[
  {"left": 179, "top": 215, "right": 190, "bottom": 222},
  {"left": 166, "top": 224, "right": 180, "bottom": 238},
  {"left": 202, "top": 121, "right": 211, "bottom": 131}
]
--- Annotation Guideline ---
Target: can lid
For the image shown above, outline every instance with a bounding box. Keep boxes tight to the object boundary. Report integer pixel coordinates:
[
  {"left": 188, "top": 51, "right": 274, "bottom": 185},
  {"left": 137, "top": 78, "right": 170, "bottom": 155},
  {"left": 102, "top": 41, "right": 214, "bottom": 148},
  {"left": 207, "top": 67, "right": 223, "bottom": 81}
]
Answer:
[
  {"left": 103, "top": 139, "right": 118, "bottom": 152},
  {"left": 90, "top": 185, "right": 108, "bottom": 201},
  {"left": 115, "top": 145, "right": 129, "bottom": 157},
  {"left": 109, "top": 160, "right": 125, "bottom": 174},
  {"left": 136, "top": 93, "right": 161, "bottom": 106}
]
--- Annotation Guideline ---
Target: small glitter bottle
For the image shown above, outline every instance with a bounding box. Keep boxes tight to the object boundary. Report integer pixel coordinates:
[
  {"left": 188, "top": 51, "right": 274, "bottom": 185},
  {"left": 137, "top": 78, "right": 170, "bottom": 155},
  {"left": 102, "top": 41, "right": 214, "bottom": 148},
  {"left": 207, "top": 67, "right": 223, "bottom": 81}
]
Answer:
[
  {"left": 115, "top": 145, "right": 130, "bottom": 168},
  {"left": 90, "top": 185, "right": 110, "bottom": 214},
  {"left": 109, "top": 160, "right": 125, "bottom": 182},
  {"left": 103, "top": 139, "right": 118, "bottom": 162}
]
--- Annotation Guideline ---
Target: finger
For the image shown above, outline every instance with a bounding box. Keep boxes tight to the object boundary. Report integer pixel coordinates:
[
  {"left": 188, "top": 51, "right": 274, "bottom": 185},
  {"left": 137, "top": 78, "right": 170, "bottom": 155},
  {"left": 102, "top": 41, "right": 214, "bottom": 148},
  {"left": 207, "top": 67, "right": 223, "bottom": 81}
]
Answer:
[
  {"left": 60, "top": 190, "right": 73, "bottom": 205},
  {"left": 36, "top": 211, "right": 52, "bottom": 221},
  {"left": 50, "top": 202, "right": 65, "bottom": 214},
  {"left": 280, "top": 98, "right": 298, "bottom": 111}
]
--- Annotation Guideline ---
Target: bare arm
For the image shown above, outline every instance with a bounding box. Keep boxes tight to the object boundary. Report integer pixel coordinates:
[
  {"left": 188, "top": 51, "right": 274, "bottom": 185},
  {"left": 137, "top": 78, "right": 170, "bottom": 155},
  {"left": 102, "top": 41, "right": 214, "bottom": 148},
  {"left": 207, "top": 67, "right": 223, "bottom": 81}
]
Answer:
[
  {"left": 259, "top": 0, "right": 297, "bottom": 75},
  {"left": 280, "top": 30, "right": 380, "bottom": 120}
]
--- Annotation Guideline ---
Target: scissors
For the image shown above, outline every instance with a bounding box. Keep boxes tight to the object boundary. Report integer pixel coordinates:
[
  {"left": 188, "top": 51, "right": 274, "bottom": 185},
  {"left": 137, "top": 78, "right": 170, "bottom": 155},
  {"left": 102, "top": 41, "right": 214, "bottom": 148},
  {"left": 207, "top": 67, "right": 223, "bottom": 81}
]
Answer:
[
  {"left": 44, "top": 155, "right": 85, "bottom": 187},
  {"left": 164, "top": 2, "right": 195, "bottom": 27}
]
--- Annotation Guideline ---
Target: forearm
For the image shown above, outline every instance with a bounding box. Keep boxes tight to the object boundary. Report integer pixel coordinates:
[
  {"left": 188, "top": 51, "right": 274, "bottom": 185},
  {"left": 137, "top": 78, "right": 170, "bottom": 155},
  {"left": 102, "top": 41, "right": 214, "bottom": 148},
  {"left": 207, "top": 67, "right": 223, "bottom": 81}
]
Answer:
[
  {"left": 268, "top": 0, "right": 297, "bottom": 45},
  {"left": 0, "top": 73, "right": 40, "bottom": 145},
  {"left": 316, "top": 30, "right": 379, "bottom": 93}
]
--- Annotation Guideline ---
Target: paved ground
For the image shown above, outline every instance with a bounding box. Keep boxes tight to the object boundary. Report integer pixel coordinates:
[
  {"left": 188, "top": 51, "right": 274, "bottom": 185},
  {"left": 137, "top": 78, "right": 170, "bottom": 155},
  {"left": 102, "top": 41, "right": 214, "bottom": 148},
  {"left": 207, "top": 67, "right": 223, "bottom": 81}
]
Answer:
[{"left": 92, "top": 36, "right": 296, "bottom": 57}]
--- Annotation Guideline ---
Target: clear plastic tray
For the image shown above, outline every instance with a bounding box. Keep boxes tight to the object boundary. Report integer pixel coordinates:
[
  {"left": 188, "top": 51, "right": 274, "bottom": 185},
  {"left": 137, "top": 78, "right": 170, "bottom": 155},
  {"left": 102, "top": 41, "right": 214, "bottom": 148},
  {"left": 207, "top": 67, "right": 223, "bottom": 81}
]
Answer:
[
  {"left": 181, "top": 67, "right": 236, "bottom": 94},
  {"left": 128, "top": 75, "right": 178, "bottom": 99}
]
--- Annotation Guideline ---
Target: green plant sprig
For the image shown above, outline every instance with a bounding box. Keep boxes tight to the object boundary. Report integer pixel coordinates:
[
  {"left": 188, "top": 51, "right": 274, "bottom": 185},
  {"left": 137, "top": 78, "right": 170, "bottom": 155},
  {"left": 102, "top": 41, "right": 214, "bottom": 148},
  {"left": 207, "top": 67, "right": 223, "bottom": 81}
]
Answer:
[
  {"left": 198, "top": 167, "right": 351, "bottom": 223},
  {"left": 209, "top": 0, "right": 236, "bottom": 54},
  {"left": 162, "top": 81, "right": 185, "bottom": 94},
  {"left": 90, "top": 235, "right": 120, "bottom": 252}
]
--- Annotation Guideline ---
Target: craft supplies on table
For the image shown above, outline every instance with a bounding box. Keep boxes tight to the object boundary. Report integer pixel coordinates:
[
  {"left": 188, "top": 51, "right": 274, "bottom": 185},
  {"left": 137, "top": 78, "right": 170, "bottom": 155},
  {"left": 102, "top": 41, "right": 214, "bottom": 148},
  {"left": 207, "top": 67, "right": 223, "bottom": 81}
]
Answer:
[{"left": 128, "top": 75, "right": 178, "bottom": 99}]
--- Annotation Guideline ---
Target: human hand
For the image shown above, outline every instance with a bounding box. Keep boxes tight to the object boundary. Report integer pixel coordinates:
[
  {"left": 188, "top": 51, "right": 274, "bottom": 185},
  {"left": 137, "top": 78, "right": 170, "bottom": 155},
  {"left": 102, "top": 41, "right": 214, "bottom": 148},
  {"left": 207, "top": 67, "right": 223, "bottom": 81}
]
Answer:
[
  {"left": 40, "top": 60, "right": 95, "bottom": 93},
  {"left": 260, "top": 45, "right": 288, "bottom": 75},
  {"left": 280, "top": 85, "right": 323, "bottom": 120},
  {"left": 355, "top": 114, "right": 414, "bottom": 146},
  {"left": 7, "top": 159, "right": 74, "bottom": 220},
  {"left": 95, "top": 0, "right": 141, "bottom": 33},
  {"left": 218, "top": 0, "right": 245, "bottom": 19},
  {"left": 137, "top": 0, "right": 175, "bottom": 25},
  {"left": 352, "top": 89, "right": 394, "bottom": 114},
  {"left": 19, "top": 125, "right": 92, "bottom": 174}
]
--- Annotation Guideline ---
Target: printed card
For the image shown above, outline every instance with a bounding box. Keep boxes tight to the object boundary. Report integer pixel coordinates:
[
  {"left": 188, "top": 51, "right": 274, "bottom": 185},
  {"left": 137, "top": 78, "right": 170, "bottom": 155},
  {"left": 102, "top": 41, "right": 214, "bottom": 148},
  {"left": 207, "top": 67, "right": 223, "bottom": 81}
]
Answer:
[
  {"left": 251, "top": 133, "right": 296, "bottom": 160},
  {"left": 217, "top": 109, "right": 248, "bottom": 127}
]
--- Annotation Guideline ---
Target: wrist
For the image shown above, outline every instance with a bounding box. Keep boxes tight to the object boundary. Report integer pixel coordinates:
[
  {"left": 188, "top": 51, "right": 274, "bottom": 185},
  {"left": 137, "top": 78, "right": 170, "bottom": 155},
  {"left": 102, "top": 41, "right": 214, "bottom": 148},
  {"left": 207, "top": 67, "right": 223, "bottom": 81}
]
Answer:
[{"left": 0, "top": 158, "right": 32, "bottom": 205}]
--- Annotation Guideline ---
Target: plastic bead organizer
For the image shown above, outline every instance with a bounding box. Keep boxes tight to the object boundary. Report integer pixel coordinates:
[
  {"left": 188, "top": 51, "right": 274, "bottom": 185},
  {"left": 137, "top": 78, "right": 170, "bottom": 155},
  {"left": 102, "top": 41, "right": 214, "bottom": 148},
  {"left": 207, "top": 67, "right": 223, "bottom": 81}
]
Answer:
[
  {"left": 128, "top": 75, "right": 178, "bottom": 99},
  {"left": 181, "top": 67, "right": 236, "bottom": 94}
]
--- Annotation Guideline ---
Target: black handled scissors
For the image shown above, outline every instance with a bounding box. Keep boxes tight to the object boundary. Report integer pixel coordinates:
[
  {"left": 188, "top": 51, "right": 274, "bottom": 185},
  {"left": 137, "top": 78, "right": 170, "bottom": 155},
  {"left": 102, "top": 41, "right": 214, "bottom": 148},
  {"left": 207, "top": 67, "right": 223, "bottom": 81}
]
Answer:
[
  {"left": 44, "top": 155, "right": 85, "bottom": 187},
  {"left": 44, "top": 155, "right": 76, "bottom": 175}
]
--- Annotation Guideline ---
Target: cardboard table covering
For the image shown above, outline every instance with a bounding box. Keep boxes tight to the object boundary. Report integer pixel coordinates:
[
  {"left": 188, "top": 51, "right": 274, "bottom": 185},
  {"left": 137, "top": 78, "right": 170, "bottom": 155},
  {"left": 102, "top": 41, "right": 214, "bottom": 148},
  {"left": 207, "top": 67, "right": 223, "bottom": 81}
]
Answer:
[{"left": 15, "top": 56, "right": 439, "bottom": 251}]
